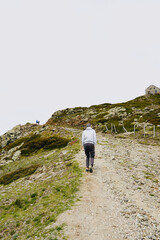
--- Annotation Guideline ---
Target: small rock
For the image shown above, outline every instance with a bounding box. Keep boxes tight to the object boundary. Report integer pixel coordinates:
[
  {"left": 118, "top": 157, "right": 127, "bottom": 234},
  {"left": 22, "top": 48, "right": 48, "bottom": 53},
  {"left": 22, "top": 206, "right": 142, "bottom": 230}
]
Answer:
[{"left": 12, "top": 150, "right": 21, "bottom": 161}]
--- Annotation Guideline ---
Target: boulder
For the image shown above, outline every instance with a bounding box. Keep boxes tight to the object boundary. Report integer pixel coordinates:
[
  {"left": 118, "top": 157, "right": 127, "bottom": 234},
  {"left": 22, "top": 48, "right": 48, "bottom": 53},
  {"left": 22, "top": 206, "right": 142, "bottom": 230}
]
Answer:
[
  {"left": 105, "top": 107, "right": 127, "bottom": 118},
  {"left": 12, "top": 150, "right": 21, "bottom": 161},
  {"left": 0, "top": 125, "right": 21, "bottom": 148}
]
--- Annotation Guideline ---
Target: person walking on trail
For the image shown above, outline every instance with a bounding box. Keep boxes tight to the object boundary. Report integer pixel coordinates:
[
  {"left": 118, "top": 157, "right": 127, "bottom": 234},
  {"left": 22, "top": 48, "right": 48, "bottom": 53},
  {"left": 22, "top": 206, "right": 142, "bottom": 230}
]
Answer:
[{"left": 82, "top": 123, "right": 96, "bottom": 173}]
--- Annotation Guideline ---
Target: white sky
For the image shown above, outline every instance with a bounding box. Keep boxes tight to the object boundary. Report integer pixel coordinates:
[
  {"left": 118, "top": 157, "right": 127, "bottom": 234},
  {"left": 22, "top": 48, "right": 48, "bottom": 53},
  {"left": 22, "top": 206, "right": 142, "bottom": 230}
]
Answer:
[{"left": 0, "top": 0, "right": 160, "bottom": 135}]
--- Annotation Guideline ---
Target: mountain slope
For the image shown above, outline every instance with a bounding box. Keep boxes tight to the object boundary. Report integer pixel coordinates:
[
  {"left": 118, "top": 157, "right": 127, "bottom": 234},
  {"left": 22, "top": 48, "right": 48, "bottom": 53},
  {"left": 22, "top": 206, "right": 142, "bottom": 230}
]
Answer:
[
  {"left": 46, "top": 94, "right": 160, "bottom": 135},
  {"left": 0, "top": 125, "right": 82, "bottom": 239},
  {"left": 0, "top": 94, "right": 160, "bottom": 239}
]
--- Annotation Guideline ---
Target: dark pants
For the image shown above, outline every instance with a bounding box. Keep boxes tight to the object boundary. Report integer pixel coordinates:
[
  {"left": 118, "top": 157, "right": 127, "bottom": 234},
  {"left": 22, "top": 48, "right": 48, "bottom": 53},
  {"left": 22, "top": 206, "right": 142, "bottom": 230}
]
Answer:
[{"left": 84, "top": 143, "right": 95, "bottom": 168}]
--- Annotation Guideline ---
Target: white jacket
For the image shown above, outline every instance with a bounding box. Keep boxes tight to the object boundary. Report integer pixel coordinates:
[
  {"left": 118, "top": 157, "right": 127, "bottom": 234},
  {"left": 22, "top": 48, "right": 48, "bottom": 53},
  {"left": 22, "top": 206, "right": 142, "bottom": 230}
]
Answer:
[{"left": 82, "top": 127, "right": 96, "bottom": 146}]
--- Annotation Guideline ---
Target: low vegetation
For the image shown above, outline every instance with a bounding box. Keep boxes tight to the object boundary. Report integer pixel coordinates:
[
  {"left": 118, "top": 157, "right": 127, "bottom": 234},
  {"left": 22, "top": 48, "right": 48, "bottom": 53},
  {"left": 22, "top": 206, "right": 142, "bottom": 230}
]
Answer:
[
  {"left": 0, "top": 164, "right": 40, "bottom": 185},
  {"left": 0, "top": 94, "right": 160, "bottom": 239},
  {"left": 46, "top": 94, "right": 160, "bottom": 137},
  {"left": 0, "top": 127, "right": 82, "bottom": 239},
  {"left": 4, "top": 133, "right": 70, "bottom": 156}
]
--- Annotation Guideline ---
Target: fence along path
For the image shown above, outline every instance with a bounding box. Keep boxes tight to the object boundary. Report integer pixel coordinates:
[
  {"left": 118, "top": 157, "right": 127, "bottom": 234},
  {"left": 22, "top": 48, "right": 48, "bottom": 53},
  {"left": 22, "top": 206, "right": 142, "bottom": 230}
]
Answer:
[{"left": 105, "top": 123, "right": 159, "bottom": 137}]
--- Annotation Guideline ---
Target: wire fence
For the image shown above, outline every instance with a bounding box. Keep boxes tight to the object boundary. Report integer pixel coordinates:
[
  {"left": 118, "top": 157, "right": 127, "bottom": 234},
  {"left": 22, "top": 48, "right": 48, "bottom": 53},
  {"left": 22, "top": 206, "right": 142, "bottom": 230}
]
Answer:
[{"left": 105, "top": 123, "right": 160, "bottom": 138}]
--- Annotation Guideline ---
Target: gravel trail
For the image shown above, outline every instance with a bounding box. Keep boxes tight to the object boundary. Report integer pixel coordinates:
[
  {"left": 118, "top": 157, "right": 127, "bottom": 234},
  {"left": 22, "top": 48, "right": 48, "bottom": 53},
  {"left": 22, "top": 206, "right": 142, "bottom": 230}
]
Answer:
[{"left": 52, "top": 134, "right": 160, "bottom": 240}]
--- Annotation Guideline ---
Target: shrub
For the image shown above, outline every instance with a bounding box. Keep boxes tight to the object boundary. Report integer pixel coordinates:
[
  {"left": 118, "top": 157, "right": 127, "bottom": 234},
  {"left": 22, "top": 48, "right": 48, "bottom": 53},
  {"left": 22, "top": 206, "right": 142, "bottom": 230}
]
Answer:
[
  {"left": 140, "top": 109, "right": 160, "bottom": 125},
  {"left": 0, "top": 164, "right": 40, "bottom": 185},
  {"left": 4, "top": 133, "right": 70, "bottom": 157},
  {"left": 31, "top": 193, "right": 38, "bottom": 198},
  {"left": 4, "top": 134, "right": 40, "bottom": 151},
  {"left": 21, "top": 135, "right": 70, "bottom": 156},
  {"left": 14, "top": 199, "right": 23, "bottom": 208}
]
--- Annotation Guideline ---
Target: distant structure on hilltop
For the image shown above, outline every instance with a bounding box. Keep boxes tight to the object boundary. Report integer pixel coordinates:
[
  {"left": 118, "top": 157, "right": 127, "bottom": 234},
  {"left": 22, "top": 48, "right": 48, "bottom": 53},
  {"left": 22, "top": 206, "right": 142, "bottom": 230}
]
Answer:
[{"left": 145, "top": 85, "right": 160, "bottom": 95}]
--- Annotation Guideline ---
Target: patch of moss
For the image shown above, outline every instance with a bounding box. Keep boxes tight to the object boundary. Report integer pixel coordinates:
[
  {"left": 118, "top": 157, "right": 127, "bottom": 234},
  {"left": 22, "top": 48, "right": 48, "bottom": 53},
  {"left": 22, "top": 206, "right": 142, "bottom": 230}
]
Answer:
[
  {"left": 0, "top": 164, "right": 40, "bottom": 185},
  {"left": 123, "top": 96, "right": 151, "bottom": 109},
  {"left": 123, "top": 119, "right": 135, "bottom": 132},
  {"left": 74, "top": 106, "right": 87, "bottom": 111},
  {"left": 149, "top": 94, "right": 160, "bottom": 104},
  {"left": 139, "top": 109, "right": 160, "bottom": 125},
  {"left": 89, "top": 103, "right": 112, "bottom": 109}
]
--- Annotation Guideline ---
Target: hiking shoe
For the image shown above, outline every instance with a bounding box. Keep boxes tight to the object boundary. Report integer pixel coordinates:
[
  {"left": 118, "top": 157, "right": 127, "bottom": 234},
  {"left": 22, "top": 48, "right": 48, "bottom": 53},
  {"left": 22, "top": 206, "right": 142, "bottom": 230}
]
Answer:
[
  {"left": 86, "top": 168, "right": 89, "bottom": 172},
  {"left": 89, "top": 167, "right": 93, "bottom": 173}
]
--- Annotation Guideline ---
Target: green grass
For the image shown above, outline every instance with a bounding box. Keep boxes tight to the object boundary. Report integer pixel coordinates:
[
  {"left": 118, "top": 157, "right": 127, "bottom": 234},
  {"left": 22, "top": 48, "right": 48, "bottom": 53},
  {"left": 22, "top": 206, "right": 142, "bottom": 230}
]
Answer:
[
  {"left": 0, "top": 129, "right": 82, "bottom": 239},
  {"left": 0, "top": 161, "right": 82, "bottom": 239},
  {"left": 143, "top": 171, "right": 159, "bottom": 183}
]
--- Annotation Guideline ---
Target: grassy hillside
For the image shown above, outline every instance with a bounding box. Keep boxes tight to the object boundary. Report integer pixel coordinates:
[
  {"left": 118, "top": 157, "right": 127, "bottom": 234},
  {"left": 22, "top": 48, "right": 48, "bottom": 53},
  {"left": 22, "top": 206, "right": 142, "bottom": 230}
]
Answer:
[
  {"left": 0, "top": 94, "right": 160, "bottom": 239},
  {"left": 0, "top": 126, "right": 82, "bottom": 239},
  {"left": 46, "top": 94, "right": 160, "bottom": 136}
]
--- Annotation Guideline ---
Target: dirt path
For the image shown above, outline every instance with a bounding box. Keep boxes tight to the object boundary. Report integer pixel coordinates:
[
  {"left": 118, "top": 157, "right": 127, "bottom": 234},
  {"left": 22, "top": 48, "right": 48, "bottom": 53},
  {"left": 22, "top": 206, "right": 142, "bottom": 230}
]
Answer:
[{"left": 50, "top": 134, "right": 160, "bottom": 240}]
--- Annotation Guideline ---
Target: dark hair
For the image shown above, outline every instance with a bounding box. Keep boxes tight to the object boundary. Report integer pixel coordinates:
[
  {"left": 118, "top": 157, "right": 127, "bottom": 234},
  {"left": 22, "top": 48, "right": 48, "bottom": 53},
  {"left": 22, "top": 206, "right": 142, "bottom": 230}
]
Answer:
[{"left": 86, "top": 123, "right": 91, "bottom": 127}]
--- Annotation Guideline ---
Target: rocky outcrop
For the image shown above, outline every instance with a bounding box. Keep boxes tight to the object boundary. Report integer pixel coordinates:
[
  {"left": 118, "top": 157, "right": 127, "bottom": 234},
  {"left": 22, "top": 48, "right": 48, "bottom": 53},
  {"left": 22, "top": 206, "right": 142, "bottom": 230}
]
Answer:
[
  {"left": 12, "top": 150, "right": 21, "bottom": 161},
  {"left": 46, "top": 95, "right": 160, "bottom": 134},
  {"left": 0, "top": 123, "right": 41, "bottom": 167},
  {"left": 0, "top": 144, "right": 23, "bottom": 166},
  {"left": 0, "top": 125, "right": 21, "bottom": 148},
  {"left": 104, "top": 107, "right": 127, "bottom": 119},
  {"left": 0, "top": 123, "right": 40, "bottom": 149},
  {"left": 0, "top": 124, "right": 71, "bottom": 167},
  {"left": 1, "top": 95, "right": 160, "bottom": 167}
]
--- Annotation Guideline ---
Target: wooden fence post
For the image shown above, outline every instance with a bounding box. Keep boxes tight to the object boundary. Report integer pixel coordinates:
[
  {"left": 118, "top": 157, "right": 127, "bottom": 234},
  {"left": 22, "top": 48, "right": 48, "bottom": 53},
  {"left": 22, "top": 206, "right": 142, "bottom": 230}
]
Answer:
[
  {"left": 144, "top": 125, "right": 146, "bottom": 137},
  {"left": 134, "top": 124, "right": 136, "bottom": 135},
  {"left": 105, "top": 124, "right": 108, "bottom": 132},
  {"left": 153, "top": 125, "right": 155, "bottom": 137},
  {"left": 111, "top": 123, "right": 113, "bottom": 133},
  {"left": 122, "top": 123, "right": 127, "bottom": 133},
  {"left": 114, "top": 125, "right": 117, "bottom": 133}
]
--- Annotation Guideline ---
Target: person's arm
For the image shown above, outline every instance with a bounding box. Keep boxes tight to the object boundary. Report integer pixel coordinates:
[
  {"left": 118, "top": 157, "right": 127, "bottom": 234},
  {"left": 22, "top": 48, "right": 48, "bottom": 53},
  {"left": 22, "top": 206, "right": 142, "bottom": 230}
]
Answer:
[
  {"left": 93, "top": 130, "right": 96, "bottom": 145},
  {"left": 82, "top": 131, "right": 85, "bottom": 146}
]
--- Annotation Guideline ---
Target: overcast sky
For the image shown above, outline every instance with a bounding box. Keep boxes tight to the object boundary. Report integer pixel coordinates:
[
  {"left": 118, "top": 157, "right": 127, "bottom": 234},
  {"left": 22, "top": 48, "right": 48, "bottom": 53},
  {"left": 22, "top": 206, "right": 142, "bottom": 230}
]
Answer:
[{"left": 0, "top": 0, "right": 160, "bottom": 135}]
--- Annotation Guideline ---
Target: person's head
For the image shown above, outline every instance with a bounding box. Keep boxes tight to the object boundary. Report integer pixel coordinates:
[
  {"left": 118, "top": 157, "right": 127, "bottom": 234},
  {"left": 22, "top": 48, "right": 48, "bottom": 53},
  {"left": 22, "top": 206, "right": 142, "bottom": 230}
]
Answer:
[{"left": 86, "top": 123, "right": 91, "bottom": 128}]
